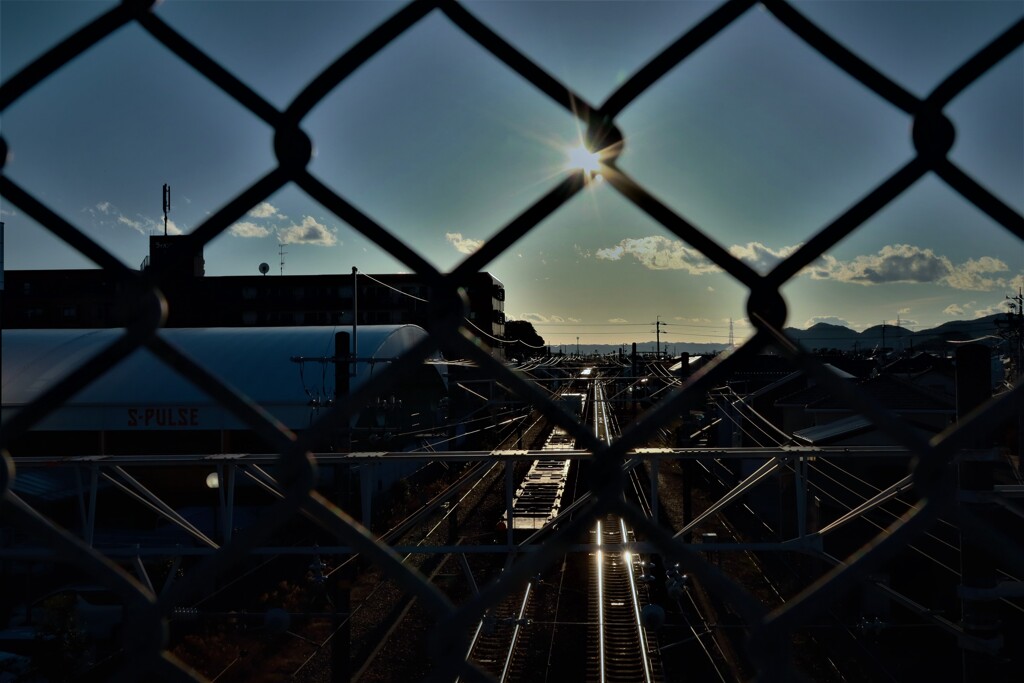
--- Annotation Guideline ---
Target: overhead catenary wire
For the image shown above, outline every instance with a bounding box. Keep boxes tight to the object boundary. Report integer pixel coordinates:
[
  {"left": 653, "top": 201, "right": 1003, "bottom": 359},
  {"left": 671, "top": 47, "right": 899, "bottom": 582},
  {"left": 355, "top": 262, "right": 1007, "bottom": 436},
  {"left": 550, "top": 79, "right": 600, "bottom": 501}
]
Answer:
[{"left": 356, "top": 267, "right": 545, "bottom": 350}]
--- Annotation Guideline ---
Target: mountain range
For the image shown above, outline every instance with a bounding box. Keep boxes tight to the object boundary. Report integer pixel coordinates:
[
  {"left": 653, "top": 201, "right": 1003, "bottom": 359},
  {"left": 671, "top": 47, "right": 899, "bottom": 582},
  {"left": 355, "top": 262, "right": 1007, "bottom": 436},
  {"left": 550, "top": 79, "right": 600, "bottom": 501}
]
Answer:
[{"left": 552, "top": 313, "right": 1012, "bottom": 356}]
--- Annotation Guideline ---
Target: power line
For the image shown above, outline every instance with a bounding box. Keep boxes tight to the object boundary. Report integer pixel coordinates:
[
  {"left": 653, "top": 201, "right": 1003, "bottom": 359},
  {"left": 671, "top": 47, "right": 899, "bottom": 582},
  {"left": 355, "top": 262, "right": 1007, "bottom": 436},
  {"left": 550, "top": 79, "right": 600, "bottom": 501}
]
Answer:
[{"left": 355, "top": 268, "right": 428, "bottom": 302}]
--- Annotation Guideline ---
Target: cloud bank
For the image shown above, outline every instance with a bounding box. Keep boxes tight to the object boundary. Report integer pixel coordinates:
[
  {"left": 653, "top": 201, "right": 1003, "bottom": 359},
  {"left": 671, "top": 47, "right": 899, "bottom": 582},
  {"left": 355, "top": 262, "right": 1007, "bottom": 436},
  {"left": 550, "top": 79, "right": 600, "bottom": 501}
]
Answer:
[
  {"left": 593, "top": 237, "right": 1020, "bottom": 293},
  {"left": 808, "top": 245, "right": 1011, "bottom": 291}
]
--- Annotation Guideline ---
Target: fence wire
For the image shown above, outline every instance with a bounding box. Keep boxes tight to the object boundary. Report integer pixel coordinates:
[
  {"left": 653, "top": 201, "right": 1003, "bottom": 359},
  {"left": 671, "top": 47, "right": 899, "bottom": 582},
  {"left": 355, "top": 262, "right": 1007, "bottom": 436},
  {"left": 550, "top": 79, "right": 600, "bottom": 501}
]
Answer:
[{"left": 1, "top": 0, "right": 1023, "bottom": 681}]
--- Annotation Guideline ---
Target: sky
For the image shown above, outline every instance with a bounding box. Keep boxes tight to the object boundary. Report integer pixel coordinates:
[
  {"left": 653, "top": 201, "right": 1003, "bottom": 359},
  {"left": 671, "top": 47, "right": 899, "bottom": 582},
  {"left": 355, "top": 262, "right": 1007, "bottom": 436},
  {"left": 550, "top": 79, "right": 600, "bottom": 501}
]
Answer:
[{"left": 1, "top": 0, "right": 1021, "bottom": 347}]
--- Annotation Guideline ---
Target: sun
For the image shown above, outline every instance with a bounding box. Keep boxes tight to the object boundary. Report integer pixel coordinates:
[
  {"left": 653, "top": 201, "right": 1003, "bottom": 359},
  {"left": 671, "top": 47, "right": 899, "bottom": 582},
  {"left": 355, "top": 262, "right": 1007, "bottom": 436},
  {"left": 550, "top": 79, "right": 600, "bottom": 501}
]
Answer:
[{"left": 566, "top": 144, "right": 602, "bottom": 177}]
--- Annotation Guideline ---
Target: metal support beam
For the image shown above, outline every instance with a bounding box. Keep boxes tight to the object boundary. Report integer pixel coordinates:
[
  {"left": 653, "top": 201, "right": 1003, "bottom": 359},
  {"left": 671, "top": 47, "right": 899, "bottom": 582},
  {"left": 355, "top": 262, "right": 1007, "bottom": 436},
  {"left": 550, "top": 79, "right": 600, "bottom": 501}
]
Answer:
[
  {"left": 160, "top": 555, "right": 182, "bottom": 597},
  {"left": 242, "top": 464, "right": 285, "bottom": 498},
  {"left": 674, "top": 457, "right": 782, "bottom": 540},
  {"left": 505, "top": 458, "right": 515, "bottom": 548},
  {"left": 103, "top": 466, "right": 218, "bottom": 548},
  {"left": 132, "top": 546, "right": 154, "bottom": 594},
  {"left": 216, "top": 463, "right": 236, "bottom": 543},
  {"left": 816, "top": 474, "right": 913, "bottom": 536},
  {"left": 360, "top": 464, "right": 374, "bottom": 529},
  {"left": 651, "top": 455, "right": 660, "bottom": 525},
  {"left": 793, "top": 455, "right": 807, "bottom": 539},
  {"left": 458, "top": 553, "right": 479, "bottom": 595},
  {"left": 0, "top": 539, "right": 814, "bottom": 559},
  {"left": 74, "top": 464, "right": 99, "bottom": 547}
]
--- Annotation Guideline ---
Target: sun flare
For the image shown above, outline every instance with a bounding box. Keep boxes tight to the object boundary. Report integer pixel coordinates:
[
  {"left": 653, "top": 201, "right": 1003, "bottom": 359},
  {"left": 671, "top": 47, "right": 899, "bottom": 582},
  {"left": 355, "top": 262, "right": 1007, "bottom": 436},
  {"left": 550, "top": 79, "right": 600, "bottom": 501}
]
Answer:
[{"left": 566, "top": 144, "right": 602, "bottom": 176}]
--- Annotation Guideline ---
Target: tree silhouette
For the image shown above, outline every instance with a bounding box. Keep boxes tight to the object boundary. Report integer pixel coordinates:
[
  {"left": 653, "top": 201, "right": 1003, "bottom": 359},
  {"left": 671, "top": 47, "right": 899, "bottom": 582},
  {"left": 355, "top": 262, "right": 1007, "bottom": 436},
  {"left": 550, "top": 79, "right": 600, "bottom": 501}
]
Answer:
[{"left": 505, "top": 320, "right": 545, "bottom": 357}]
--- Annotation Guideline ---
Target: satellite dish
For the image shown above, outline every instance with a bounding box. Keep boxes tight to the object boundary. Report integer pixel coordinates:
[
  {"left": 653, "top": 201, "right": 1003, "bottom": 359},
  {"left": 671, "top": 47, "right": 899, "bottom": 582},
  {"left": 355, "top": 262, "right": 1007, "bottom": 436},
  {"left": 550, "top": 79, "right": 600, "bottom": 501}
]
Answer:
[{"left": 259, "top": 262, "right": 270, "bottom": 275}]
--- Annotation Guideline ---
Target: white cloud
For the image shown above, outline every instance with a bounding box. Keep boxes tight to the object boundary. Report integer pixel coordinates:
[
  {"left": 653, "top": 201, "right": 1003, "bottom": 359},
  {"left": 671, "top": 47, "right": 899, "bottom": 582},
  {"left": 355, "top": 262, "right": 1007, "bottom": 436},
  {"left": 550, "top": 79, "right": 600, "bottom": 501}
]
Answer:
[
  {"left": 593, "top": 237, "right": 804, "bottom": 274},
  {"left": 973, "top": 302, "right": 1009, "bottom": 318},
  {"left": 0, "top": 208, "right": 16, "bottom": 217},
  {"left": 96, "top": 202, "right": 113, "bottom": 214},
  {"left": 944, "top": 256, "right": 1010, "bottom": 291},
  {"left": 517, "top": 313, "right": 566, "bottom": 324},
  {"left": 897, "top": 307, "right": 911, "bottom": 315},
  {"left": 279, "top": 216, "right": 337, "bottom": 246},
  {"left": 608, "top": 318, "right": 628, "bottom": 323},
  {"left": 595, "top": 236, "right": 719, "bottom": 273},
  {"left": 116, "top": 213, "right": 182, "bottom": 235},
  {"left": 807, "top": 244, "right": 1014, "bottom": 291},
  {"left": 249, "top": 202, "right": 282, "bottom": 219},
  {"left": 118, "top": 215, "right": 145, "bottom": 234},
  {"left": 804, "top": 316, "right": 853, "bottom": 328},
  {"left": 728, "top": 242, "right": 801, "bottom": 273},
  {"left": 228, "top": 221, "right": 271, "bottom": 239},
  {"left": 943, "top": 304, "right": 965, "bottom": 316},
  {"left": 446, "top": 232, "right": 484, "bottom": 255},
  {"left": 706, "top": 286, "right": 715, "bottom": 292}
]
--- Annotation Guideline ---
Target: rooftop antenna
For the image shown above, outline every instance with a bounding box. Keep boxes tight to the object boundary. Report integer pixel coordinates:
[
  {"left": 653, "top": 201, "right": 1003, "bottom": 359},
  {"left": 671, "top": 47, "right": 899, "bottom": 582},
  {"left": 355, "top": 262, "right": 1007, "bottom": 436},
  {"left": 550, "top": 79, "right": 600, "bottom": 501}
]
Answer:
[
  {"left": 278, "top": 243, "right": 287, "bottom": 276},
  {"left": 162, "top": 183, "right": 170, "bottom": 236}
]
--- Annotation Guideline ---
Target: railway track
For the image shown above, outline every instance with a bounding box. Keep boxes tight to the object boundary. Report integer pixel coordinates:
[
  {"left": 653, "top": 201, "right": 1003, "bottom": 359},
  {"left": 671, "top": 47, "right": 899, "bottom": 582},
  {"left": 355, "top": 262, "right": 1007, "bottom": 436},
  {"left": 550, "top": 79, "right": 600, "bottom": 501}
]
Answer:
[{"left": 590, "top": 515, "right": 660, "bottom": 683}]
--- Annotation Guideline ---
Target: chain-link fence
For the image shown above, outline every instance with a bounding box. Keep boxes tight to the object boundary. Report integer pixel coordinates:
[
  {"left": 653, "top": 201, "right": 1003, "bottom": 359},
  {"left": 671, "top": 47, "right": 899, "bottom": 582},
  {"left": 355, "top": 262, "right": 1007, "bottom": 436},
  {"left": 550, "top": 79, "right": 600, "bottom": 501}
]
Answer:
[{"left": 2, "top": 1, "right": 1022, "bottom": 680}]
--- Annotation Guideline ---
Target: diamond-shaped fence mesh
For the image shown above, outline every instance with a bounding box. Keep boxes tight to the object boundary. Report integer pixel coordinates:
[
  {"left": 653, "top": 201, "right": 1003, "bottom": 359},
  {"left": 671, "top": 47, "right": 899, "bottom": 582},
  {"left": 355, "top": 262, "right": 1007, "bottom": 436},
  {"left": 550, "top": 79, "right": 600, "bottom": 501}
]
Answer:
[{"left": 1, "top": 1, "right": 1022, "bottom": 681}]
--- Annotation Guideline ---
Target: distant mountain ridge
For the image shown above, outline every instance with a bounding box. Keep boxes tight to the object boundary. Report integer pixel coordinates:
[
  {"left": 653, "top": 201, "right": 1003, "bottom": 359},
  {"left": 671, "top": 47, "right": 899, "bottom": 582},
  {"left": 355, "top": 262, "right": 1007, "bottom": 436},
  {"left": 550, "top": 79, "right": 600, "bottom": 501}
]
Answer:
[
  {"left": 547, "top": 314, "right": 1009, "bottom": 356},
  {"left": 785, "top": 313, "right": 1007, "bottom": 352}
]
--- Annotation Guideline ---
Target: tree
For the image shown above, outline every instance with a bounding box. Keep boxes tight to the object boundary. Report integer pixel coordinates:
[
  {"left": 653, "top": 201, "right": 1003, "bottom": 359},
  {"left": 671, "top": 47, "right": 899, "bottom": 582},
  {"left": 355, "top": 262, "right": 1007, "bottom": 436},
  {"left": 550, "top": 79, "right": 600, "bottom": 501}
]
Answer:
[{"left": 504, "top": 320, "right": 546, "bottom": 357}]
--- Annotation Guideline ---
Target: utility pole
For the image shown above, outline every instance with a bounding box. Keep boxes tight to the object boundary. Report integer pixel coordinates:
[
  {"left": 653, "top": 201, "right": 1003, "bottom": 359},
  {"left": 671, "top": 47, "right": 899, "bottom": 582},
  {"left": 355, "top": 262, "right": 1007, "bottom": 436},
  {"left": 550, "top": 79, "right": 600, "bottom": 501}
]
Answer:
[
  {"left": 651, "top": 315, "right": 664, "bottom": 357},
  {"left": 896, "top": 313, "right": 901, "bottom": 353},
  {"left": 998, "top": 288, "right": 1024, "bottom": 382},
  {"left": 352, "top": 267, "right": 358, "bottom": 374}
]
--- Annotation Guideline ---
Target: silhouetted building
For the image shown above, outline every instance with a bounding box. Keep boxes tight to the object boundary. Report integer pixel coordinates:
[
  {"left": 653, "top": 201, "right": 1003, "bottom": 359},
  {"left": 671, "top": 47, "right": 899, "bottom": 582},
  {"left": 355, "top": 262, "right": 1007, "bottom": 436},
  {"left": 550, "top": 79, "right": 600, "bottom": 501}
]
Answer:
[{"left": 3, "top": 236, "right": 505, "bottom": 352}]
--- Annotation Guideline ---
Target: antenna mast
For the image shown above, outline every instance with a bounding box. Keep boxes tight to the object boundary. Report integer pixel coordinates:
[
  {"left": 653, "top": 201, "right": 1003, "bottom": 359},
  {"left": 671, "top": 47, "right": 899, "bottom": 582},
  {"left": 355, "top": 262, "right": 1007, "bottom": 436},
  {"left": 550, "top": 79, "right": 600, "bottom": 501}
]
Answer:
[
  {"left": 729, "top": 318, "right": 735, "bottom": 349},
  {"left": 162, "top": 183, "right": 170, "bottom": 236},
  {"left": 278, "top": 243, "right": 287, "bottom": 276}
]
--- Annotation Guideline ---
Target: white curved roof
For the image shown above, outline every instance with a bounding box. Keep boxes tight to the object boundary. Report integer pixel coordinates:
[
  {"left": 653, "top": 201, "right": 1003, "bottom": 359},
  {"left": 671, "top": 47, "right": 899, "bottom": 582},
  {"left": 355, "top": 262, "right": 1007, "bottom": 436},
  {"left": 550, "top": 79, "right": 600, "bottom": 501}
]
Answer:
[{"left": 2, "top": 326, "right": 442, "bottom": 431}]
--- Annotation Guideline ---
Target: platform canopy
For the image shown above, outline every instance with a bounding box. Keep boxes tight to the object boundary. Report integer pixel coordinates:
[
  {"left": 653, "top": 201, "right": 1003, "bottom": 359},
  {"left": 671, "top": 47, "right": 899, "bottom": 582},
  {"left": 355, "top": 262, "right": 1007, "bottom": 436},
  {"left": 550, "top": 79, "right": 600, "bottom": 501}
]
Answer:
[{"left": 2, "top": 326, "right": 445, "bottom": 431}]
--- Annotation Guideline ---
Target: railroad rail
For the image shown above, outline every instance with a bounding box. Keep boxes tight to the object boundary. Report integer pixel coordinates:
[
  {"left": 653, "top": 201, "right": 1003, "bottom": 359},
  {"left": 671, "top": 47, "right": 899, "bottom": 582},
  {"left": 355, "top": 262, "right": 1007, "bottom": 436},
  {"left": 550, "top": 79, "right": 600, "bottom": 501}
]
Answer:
[{"left": 459, "top": 582, "right": 534, "bottom": 682}]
